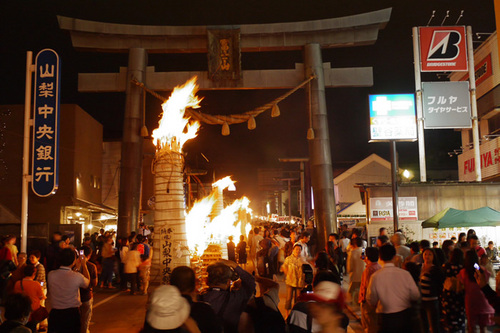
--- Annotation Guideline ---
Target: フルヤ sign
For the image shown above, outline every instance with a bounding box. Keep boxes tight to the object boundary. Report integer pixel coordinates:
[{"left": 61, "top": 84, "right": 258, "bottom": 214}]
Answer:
[{"left": 422, "top": 81, "right": 471, "bottom": 129}]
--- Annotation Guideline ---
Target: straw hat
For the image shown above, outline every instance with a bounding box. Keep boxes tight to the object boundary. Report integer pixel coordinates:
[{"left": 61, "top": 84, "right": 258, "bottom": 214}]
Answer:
[{"left": 146, "top": 285, "right": 190, "bottom": 330}]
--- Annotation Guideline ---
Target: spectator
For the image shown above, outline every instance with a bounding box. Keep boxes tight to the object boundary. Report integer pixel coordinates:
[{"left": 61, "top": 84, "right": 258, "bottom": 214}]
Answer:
[
  {"left": 359, "top": 247, "right": 381, "bottom": 333},
  {"left": 138, "top": 235, "right": 152, "bottom": 295},
  {"left": 227, "top": 236, "right": 236, "bottom": 262},
  {"left": 376, "top": 235, "right": 389, "bottom": 248},
  {"left": 99, "top": 236, "right": 115, "bottom": 289},
  {"left": 475, "top": 268, "right": 500, "bottom": 314},
  {"left": 327, "top": 234, "right": 344, "bottom": 276},
  {"left": 367, "top": 244, "right": 420, "bottom": 333},
  {"left": 47, "top": 248, "right": 90, "bottom": 333},
  {"left": 250, "top": 228, "right": 263, "bottom": 273},
  {"left": 410, "top": 240, "right": 430, "bottom": 265},
  {"left": 199, "top": 259, "right": 255, "bottom": 333},
  {"left": 14, "top": 265, "right": 46, "bottom": 331},
  {"left": 379, "top": 228, "right": 388, "bottom": 237},
  {"left": 295, "top": 232, "right": 312, "bottom": 264},
  {"left": 315, "top": 251, "right": 340, "bottom": 284},
  {"left": 287, "top": 271, "right": 349, "bottom": 333},
  {"left": 432, "top": 241, "right": 439, "bottom": 249},
  {"left": 28, "top": 250, "right": 46, "bottom": 291},
  {"left": 170, "top": 266, "right": 223, "bottom": 333},
  {"left": 298, "top": 281, "right": 345, "bottom": 333},
  {"left": 404, "top": 241, "right": 420, "bottom": 266},
  {"left": 459, "top": 250, "right": 494, "bottom": 333},
  {"left": 6, "top": 253, "right": 27, "bottom": 295},
  {"left": 392, "top": 232, "right": 410, "bottom": 261},
  {"left": 118, "top": 237, "right": 129, "bottom": 291},
  {"left": 123, "top": 243, "right": 141, "bottom": 295},
  {"left": 305, "top": 220, "right": 318, "bottom": 258},
  {"left": 142, "top": 285, "right": 196, "bottom": 333},
  {"left": 347, "top": 237, "right": 365, "bottom": 306},
  {"left": 284, "top": 230, "right": 296, "bottom": 258},
  {"left": 79, "top": 246, "right": 98, "bottom": 333},
  {"left": 239, "top": 276, "right": 285, "bottom": 333},
  {"left": 282, "top": 244, "right": 306, "bottom": 315},
  {"left": 441, "top": 248, "right": 465, "bottom": 333},
  {"left": 486, "top": 241, "right": 498, "bottom": 262},
  {"left": 468, "top": 235, "right": 486, "bottom": 258},
  {"left": 456, "top": 233, "right": 467, "bottom": 248},
  {"left": 4, "top": 235, "right": 19, "bottom": 267},
  {"left": 441, "top": 239, "right": 455, "bottom": 261},
  {"left": 0, "top": 293, "right": 32, "bottom": 332},
  {"left": 419, "top": 248, "right": 444, "bottom": 333},
  {"left": 236, "top": 235, "right": 247, "bottom": 269}
]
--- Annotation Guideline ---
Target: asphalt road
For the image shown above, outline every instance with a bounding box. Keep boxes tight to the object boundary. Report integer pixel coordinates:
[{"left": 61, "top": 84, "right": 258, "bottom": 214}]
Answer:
[{"left": 87, "top": 273, "right": 363, "bottom": 333}]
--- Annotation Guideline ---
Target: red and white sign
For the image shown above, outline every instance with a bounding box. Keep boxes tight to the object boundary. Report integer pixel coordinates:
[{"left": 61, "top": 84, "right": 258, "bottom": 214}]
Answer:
[
  {"left": 419, "top": 26, "right": 468, "bottom": 72},
  {"left": 369, "top": 197, "right": 418, "bottom": 221},
  {"left": 458, "top": 137, "right": 500, "bottom": 181},
  {"left": 458, "top": 53, "right": 493, "bottom": 87}
]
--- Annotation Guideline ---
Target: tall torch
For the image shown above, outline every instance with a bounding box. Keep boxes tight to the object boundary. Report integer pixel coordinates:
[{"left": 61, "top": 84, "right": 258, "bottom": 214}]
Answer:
[{"left": 151, "top": 77, "right": 201, "bottom": 284}]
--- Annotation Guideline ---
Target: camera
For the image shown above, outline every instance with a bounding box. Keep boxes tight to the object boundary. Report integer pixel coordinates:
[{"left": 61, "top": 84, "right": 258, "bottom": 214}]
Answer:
[
  {"left": 302, "top": 264, "right": 313, "bottom": 285},
  {"left": 361, "top": 248, "right": 366, "bottom": 260}
]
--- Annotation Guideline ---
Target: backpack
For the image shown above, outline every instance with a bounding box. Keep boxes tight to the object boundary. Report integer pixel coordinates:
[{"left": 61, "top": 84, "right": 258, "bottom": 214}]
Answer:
[{"left": 245, "top": 296, "right": 286, "bottom": 333}]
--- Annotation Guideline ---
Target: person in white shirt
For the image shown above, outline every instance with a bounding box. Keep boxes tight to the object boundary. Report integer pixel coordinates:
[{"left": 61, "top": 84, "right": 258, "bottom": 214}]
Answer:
[
  {"left": 367, "top": 244, "right": 420, "bottom": 333},
  {"left": 294, "top": 231, "right": 312, "bottom": 264},
  {"left": 347, "top": 237, "right": 365, "bottom": 306},
  {"left": 48, "top": 248, "right": 90, "bottom": 333}
]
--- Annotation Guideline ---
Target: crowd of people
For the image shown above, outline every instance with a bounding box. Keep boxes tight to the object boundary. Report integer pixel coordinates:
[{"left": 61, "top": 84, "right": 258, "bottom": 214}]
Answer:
[
  {"left": 1, "top": 223, "right": 500, "bottom": 333},
  {"left": 0, "top": 228, "right": 153, "bottom": 332}
]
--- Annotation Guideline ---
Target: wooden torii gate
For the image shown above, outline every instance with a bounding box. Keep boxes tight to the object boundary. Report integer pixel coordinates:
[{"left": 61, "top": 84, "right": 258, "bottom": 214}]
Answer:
[{"left": 58, "top": 8, "right": 391, "bottom": 252}]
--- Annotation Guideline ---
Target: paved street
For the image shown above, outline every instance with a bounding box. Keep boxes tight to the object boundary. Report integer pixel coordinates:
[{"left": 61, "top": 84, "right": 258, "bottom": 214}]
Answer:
[{"left": 86, "top": 273, "right": 363, "bottom": 332}]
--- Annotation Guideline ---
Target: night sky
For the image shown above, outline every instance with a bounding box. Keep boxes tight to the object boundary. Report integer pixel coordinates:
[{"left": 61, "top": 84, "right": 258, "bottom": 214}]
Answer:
[{"left": 0, "top": 0, "right": 497, "bottom": 207}]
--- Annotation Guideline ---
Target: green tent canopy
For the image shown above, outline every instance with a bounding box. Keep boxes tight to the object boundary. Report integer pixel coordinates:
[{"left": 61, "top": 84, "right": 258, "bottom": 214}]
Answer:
[{"left": 421, "top": 207, "right": 500, "bottom": 229}]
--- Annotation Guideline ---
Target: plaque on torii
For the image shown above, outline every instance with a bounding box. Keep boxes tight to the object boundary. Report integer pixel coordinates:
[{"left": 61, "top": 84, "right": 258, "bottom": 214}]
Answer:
[{"left": 58, "top": 8, "right": 391, "bottom": 250}]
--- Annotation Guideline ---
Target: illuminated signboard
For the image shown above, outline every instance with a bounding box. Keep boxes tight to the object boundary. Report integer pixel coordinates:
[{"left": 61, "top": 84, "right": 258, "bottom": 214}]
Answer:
[
  {"left": 369, "top": 94, "right": 417, "bottom": 142},
  {"left": 370, "top": 197, "right": 418, "bottom": 221},
  {"left": 32, "top": 49, "right": 60, "bottom": 197},
  {"left": 419, "top": 26, "right": 468, "bottom": 72},
  {"left": 422, "top": 81, "right": 472, "bottom": 129}
]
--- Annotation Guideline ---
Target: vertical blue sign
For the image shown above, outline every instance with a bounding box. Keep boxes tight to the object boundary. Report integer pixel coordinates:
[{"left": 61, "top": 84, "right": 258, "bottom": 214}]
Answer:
[{"left": 32, "top": 49, "right": 60, "bottom": 197}]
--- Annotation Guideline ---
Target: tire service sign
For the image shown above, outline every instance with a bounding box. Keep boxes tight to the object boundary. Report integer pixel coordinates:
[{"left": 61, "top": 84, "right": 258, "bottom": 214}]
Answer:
[
  {"left": 419, "top": 26, "right": 468, "bottom": 72},
  {"left": 32, "top": 49, "right": 60, "bottom": 197}
]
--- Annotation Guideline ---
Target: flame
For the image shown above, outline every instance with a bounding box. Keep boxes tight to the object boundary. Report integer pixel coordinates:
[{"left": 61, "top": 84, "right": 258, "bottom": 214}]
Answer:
[
  {"left": 186, "top": 178, "right": 252, "bottom": 257},
  {"left": 151, "top": 77, "right": 202, "bottom": 152},
  {"left": 213, "top": 176, "right": 236, "bottom": 191}
]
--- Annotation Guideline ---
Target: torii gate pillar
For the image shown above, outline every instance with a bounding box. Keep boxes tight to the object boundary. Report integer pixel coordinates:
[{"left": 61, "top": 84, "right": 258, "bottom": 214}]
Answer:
[
  {"left": 305, "top": 44, "right": 336, "bottom": 250},
  {"left": 118, "top": 48, "right": 147, "bottom": 237}
]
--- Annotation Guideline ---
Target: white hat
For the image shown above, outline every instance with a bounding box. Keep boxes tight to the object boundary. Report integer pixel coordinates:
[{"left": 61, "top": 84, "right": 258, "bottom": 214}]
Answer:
[
  {"left": 299, "top": 281, "right": 344, "bottom": 307},
  {"left": 147, "top": 285, "right": 190, "bottom": 330}
]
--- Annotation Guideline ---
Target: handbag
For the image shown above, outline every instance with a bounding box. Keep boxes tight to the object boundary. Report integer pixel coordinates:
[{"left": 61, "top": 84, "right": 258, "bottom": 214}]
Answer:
[{"left": 30, "top": 306, "right": 49, "bottom": 322}]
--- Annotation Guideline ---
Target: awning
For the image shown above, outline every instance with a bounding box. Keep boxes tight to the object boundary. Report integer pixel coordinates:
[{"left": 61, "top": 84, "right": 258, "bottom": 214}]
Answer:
[
  {"left": 421, "top": 206, "right": 500, "bottom": 229},
  {"left": 337, "top": 200, "right": 366, "bottom": 218}
]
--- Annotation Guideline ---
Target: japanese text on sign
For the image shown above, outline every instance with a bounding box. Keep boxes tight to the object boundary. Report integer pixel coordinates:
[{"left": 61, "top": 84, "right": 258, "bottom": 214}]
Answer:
[
  {"left": 32, "top": 49, "right": 60, "bottom": 197},
  {"left": 422, "top": 82, "right": 471, "bottom": 129}
]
